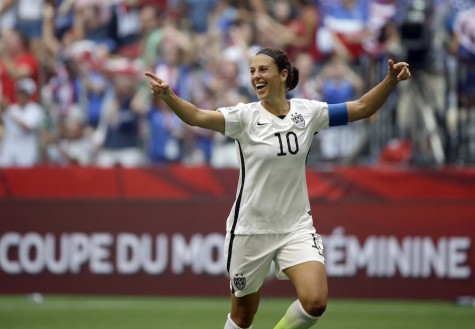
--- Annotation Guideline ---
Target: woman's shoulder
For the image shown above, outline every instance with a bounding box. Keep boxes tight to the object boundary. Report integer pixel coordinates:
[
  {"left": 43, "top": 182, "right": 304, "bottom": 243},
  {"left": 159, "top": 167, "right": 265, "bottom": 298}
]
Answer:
[
  {"left": 290, "top": 98, "right": 327, "bottom": 109},
  {"left": 218, "top": 101, "right": 260, "bottom": 113}
]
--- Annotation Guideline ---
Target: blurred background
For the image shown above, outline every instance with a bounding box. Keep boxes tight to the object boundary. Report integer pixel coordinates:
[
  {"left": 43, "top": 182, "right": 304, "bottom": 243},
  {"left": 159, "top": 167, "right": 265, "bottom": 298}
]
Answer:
[
  {"left": 0, "top": 0, "right": 474, "bottom": 328},
  {"left": 0, "top": 0, "right": 474, "bottom": 168}
]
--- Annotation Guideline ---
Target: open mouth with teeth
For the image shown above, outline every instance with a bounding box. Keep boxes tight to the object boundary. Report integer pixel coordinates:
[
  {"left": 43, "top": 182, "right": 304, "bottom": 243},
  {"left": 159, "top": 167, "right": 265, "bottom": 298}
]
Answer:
[{"left": 255, "top": 82, "right": 267, "bottom": 92}]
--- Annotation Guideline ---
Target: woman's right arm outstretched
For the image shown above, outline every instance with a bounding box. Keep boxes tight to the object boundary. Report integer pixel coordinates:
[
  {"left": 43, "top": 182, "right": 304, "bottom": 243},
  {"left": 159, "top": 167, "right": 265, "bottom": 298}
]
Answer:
[{"left": 145, "top": 72, "right": 225, "bottom": 134}]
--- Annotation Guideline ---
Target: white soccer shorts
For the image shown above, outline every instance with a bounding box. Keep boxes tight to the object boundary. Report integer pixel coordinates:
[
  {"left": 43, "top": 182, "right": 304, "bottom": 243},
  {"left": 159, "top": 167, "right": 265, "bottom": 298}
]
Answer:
[{"left": 224, "top": 226, "right": 325, "bottom": 297}]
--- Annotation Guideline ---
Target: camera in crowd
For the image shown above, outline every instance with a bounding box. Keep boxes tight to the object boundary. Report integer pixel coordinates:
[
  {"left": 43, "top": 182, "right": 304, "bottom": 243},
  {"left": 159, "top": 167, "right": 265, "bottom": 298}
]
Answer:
[{"left": 399, "top": 0, "right": 433, "bottom": 70}]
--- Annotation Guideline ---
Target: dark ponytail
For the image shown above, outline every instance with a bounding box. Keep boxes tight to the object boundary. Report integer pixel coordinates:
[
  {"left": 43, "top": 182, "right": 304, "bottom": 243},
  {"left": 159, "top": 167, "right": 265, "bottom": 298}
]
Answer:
[
  {"left": 256, "top": 48, "right": 300, "bottom": 92},
  {"left": 287, "top": 65, "right": 300, "bottom": 92}
]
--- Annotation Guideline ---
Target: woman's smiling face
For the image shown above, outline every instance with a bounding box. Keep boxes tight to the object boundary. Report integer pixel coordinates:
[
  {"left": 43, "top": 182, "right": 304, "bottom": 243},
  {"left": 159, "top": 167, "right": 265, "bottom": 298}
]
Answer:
[{"left": 250, "top": 54, "right": 287, "bottom": 101}]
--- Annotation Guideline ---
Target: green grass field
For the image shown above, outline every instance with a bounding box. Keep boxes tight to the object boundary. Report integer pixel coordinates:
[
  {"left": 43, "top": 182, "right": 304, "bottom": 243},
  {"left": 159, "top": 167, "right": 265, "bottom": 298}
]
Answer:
[{"left": 0, "top": 295, "right": 474, "bottom": 329}]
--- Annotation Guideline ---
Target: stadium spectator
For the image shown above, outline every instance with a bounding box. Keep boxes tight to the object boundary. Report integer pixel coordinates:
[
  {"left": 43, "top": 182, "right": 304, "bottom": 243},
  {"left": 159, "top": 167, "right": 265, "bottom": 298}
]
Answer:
[
  {"left": 255, "top": 0, "right": 295, "bottom": 49},
  {"left": 222, "top": 19, "right": 261, "bottom": 97},
  {"left": 394, "top": 0, "right": 448, "bottom": 165},
  {"left": 138, "top": 4, "right": 165, "bottom": 68},
  {"left": 0, "top": 0, "right": 471, "bottom": 166},
  {"left": 255, "top": 0, "right": 320, "bottom": 62},
  {"left": 180, "top": 73, "right": 217, "bottom": 165},
  {"left": 447, "top": 5, "right": 475, "bottom": 162},
  {"left": 314, "top": 55, "right": 367, "bottom": 163},
  {"left": 315, "top": 55, "right": 364, "bottom": 104},
  {"left": 47, "top": 107, "right": 95, "bottom": 166},
  {"left": 43, "top": 46, "right": 83, "bottom": 125},
  {"left": 109, "top": 0, "right": 143, "bottom": 57},
  {"left": 78, "top": 56, "right": 108, "bottom": 129},
  {"left": 207, "top": 0, "right": 240, "bottom": 35},
  {"left": 0, "top": 28, "right": 40, "bottom": 106},
  {"left": 73, "top": 2, "right": 116, "bottom": 53},
  {"left": 449, "top": 7, "right": 475, "bottom": 109},
  {"left": 185, "top": 57, "right": 250, "bottom": 165},
  {"left": 217, "top": 58, "right": 254, "bottom": 105},
  {"left": 51, "top": 0, "right": 75, "bottom": 39},
  {"left": 15, "top": 0, "right": 45, "bottom": 51},
  {"left": 292, "top": 0, "right": 322, "bottom": 62},
  {"left": 376, "top": 19, "right": 406, "bottom": 61},
  {"left": 365, "top": 0, "right": 399, "bottom": 57},
  {"left": 290, "top": 51, "right": 320, "bottom": 100},
  {"left": 317, "top": 0, "right": 373, "bottom": 62},
  {"left": 182, "top": 0, "right": 217, "bottom": 34},
  {"left": 0, "top": 78, "right": 44, "bottom": 167},
  {"left": 147, "top": 97, "right": 185, "bottom": 164},
  {"left": 93, "top": 71, "right": 148, "bottom": 168}
]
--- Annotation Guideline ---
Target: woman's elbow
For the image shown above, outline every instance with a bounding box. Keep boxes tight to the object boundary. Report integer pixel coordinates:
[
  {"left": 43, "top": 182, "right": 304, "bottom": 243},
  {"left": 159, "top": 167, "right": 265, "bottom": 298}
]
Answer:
[
  {"left": 187, "top": 112, "right": 203, "bottom": 127},
  {"left": 186, "top": 110, "right": 207, "bottom": 128}
]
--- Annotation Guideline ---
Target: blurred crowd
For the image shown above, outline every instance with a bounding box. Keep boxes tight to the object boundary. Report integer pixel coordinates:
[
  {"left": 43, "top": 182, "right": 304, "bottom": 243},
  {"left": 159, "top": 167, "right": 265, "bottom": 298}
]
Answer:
[{"left": 0, "top": 0, "right": 474, "bottom": 168}]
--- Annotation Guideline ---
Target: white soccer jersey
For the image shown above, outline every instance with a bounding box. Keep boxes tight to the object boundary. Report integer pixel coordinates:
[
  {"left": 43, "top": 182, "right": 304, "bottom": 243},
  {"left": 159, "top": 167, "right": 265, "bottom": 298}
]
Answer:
[{"left": 218, "top": 98, "right": 332, "bottom": 235}]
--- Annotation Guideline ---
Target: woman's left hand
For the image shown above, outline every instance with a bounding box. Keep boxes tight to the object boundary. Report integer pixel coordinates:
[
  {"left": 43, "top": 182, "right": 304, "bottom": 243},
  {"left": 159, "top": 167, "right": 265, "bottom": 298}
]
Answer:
[{"left": 388, "top": 59, "right": 411, "bottom": 82}]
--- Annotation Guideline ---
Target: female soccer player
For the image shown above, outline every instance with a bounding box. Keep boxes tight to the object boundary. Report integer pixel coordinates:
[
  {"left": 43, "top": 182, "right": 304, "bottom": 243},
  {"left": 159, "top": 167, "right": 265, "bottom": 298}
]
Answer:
[{"left": 145, "top": 48, "right": 411, "bottom": 329}]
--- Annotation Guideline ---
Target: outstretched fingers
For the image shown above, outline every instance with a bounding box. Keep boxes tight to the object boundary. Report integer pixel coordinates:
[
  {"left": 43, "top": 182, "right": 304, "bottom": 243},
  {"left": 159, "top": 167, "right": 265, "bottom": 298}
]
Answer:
[
  {"left": 145, "top": 71, "right": 161, "bottom": 83},
  {"left": 397, "top": 66, "right": 411, "bottom": 81},
  {"left": 145, "top": 71, "right": 169, "bottom": 97},
  {"left": 388, "top": 60, "right": 411, "bottom": 81}
]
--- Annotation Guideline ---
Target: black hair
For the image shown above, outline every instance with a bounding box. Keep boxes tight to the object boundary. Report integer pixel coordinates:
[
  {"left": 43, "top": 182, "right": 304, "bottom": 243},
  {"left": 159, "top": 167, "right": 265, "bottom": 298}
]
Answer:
[{"left": 256, "top": 48, "right": 299, "bottom": 92}]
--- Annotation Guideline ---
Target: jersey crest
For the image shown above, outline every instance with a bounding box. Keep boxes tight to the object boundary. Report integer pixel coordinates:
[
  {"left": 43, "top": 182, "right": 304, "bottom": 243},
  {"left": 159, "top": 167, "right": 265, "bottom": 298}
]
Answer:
[
  {"left": 233, "top": 274, "right": 247, "bottom": 291},
  {"left": 291, "top": 113, "right": 305, "bottom": 128}
]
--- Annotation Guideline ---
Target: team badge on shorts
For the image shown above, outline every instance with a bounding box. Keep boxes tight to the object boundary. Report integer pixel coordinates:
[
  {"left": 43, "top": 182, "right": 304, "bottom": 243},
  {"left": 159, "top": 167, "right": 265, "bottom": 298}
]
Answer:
[
  {"left": 233, "top": 274, "right": 247, "bottom": 291},
  {"left": 291, "top": 113, "right": 305, "bottom": 128}
]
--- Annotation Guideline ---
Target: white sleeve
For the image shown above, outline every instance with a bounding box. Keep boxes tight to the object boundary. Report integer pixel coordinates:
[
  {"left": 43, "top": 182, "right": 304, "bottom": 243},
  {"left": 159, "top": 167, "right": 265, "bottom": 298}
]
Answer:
[
  {"left": 216, "top": 103, "right": 248, "bottom": 139},
  {"left": 307, "top": 100, "right": 330, "bottom": 133}
]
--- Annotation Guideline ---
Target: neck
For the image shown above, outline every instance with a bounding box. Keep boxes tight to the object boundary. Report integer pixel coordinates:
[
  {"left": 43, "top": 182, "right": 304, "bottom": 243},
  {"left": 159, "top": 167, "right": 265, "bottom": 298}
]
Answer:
[{"left": 261, "top": 98, "right": 289, "bottom": 117}]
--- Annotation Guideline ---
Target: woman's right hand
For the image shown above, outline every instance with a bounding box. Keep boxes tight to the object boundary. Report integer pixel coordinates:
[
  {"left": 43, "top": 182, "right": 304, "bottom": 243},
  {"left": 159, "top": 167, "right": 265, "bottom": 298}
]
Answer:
[{"left": 145, "top": 72, "right": 172, "bottom": 99}]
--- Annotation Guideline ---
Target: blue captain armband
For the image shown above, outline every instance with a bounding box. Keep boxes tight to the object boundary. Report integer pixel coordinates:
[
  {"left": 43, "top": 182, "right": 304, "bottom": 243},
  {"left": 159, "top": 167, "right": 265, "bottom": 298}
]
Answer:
[{"left": 328, "top": 103, "right": 348, "bottom": 127}]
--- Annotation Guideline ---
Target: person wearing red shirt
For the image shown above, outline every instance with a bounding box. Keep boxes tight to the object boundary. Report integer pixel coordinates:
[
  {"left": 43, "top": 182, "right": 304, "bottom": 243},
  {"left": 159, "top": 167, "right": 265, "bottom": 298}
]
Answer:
[{"left": 0, "top": 29, "right": 40, "bottom": 107}]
